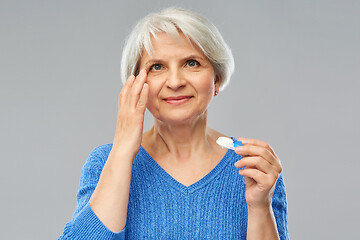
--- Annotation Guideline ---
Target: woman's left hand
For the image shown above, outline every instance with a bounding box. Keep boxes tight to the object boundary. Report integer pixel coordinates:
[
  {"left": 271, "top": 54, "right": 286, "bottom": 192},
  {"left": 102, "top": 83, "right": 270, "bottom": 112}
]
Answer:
[{"left": 234, "top": 137, "right": 282, "bottom": 209}]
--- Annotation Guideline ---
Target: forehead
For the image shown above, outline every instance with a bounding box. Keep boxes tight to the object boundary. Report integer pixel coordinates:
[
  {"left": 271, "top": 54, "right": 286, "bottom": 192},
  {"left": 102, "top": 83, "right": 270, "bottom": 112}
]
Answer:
[{"left": 140, "top": 32, "right": 206, "bottom": 62}]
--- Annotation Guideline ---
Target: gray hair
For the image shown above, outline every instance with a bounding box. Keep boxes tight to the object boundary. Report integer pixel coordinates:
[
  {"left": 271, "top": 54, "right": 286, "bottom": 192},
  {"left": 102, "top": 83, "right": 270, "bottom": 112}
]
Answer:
[{"left": 120, "top": 7, "right": 234, "bottom": 91}]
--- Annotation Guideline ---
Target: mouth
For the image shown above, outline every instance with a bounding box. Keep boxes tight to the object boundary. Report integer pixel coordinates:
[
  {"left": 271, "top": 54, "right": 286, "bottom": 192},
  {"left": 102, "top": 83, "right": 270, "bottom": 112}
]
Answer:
[{"left": 163, "top": 96, "right": 193, "bottom": 105}]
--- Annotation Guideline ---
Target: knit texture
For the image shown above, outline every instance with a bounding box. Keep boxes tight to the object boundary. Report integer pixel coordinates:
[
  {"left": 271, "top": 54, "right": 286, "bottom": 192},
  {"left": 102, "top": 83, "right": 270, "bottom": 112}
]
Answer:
[{"left": 59, "top": 144, "right": 289, "bottom": 239}]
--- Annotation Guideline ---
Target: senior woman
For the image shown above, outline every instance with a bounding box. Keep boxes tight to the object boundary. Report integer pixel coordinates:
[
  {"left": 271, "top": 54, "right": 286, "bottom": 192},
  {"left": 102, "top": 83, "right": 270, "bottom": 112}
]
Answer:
[{"left": 59, "top": 7, "right": 288, "bottom": 240}]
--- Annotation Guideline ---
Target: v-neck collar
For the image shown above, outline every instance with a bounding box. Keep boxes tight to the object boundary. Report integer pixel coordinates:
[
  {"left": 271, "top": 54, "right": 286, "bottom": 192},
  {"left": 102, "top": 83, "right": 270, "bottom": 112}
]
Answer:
[{"left": 139, "top": 146, "right": 233, "bottom": 194}]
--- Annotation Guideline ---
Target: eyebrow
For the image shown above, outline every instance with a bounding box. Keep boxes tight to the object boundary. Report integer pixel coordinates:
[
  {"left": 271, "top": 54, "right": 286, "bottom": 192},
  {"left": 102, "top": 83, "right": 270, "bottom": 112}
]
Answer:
[{"left": 144, "top": 54, "right": 206, "bottom": 67}]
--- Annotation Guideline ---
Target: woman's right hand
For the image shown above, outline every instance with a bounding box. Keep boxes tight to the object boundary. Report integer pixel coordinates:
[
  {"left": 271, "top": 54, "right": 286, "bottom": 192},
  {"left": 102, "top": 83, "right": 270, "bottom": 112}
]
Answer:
[
  {"left": 112, "top": 69, "right": 149, "bottom": 156},
  {"left": 88, "top": 69, "right": 148, "bottom": 233}
]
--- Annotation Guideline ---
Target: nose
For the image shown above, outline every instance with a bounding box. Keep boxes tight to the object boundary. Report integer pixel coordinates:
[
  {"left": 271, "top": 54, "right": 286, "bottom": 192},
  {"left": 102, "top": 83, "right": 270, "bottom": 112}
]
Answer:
[{"left": 165, "top": 69, "right": 186, "bottom": 90}]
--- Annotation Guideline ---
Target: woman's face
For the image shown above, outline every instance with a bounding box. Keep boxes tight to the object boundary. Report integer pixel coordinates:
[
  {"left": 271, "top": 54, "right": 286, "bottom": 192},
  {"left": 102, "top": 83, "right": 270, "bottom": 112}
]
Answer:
[{"left": 139, "top": 32, "right": 219, "bottom": 125}]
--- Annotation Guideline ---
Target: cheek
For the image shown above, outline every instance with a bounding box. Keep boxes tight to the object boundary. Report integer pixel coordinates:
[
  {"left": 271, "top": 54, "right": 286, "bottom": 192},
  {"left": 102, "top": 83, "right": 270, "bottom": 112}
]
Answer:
[
  {"left": 146, "top": 81, "right": 161, "bottom": 103},
  {"left": 146, "top": 74, "right": 163, "bottom": 91},
  {"left": 196, "top": 75, "right": 215, "bottom": 94},
  {"left": 207, "top": 82, "right": 215, "bottom": 92}
]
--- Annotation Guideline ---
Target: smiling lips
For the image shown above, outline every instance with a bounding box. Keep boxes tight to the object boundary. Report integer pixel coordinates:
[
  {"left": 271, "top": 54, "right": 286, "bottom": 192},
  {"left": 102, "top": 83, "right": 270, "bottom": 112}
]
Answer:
[{"left": 163, "top": 96, "right": 193, "bottom": 105}]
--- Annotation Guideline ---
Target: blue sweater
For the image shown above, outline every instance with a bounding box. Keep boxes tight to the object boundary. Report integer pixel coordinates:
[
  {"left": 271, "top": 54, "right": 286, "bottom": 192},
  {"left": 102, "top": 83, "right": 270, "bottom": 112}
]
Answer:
[{"left": 59, "top": 144, "right": 289, "bottom": 239}]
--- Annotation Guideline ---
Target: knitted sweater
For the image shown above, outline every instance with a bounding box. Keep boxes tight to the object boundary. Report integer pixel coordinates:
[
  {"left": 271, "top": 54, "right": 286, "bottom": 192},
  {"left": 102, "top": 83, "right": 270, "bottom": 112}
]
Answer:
[{"left": 59, "top": 144, "right": 289, "bottom": 239}]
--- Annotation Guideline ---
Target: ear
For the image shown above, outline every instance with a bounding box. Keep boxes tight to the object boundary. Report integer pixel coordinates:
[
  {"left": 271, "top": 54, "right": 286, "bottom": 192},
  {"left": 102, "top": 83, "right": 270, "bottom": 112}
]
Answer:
[{"left": 214, "top": 76, "right": 220, "bottom": 93}]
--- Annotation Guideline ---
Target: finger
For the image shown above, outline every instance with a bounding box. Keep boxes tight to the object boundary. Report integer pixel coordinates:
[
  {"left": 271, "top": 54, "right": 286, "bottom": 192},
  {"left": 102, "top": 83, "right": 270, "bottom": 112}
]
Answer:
[
  {"left": 136, "top": 83, "right": 149, "bottom": 112},
  {"left": 238, "top": 137, "right": 276, "bottom": 157},
  {"left": 119, "top": 75, "right": 135, "bottom": 105},
  {"left": 234, "top": 157, "right": 273, "bottom": 175},
  {"left": 130, "top": 69, "right": 147, "bottom": 107},
  {"left": 237, "top": 168, "right": 267, "bottom": 184},
  {"left": 121, "top": 74, "right": 136, "bottom": 96},
  {"left": 235, "top": 145, "right": 278, "bottom": 166}
]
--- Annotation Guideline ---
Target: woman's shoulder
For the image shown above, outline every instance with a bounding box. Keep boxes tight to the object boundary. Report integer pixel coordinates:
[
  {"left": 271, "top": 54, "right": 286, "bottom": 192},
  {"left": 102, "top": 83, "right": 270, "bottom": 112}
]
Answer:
[
  {"left": 92, "top": 143, "right": 113, "bottom": 153},
  {"left": 83, "top": 143, "right": 114, "bottom": 168},
  {"left": 89, "top": 143, "right": 113, "bottom": 158}
]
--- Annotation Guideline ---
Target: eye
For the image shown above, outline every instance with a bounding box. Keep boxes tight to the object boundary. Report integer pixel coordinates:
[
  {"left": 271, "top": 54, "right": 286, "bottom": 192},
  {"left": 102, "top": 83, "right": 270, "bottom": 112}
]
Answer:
[
  {"left": 149, "top": 63, "right": 162, "bottom": 71},
  {"left": 186, "top": 59, "right": 200, "bottom": 67}
]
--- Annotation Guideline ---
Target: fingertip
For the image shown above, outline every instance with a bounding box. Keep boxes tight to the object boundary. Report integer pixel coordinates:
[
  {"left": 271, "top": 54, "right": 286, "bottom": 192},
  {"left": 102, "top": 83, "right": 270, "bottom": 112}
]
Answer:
[
  {"left": 138, "top": 68, "right": 147, "bottom": 77},
  {"left": 121, "top": 75, "right": 136, "bottom": 93},
  {"left": 234, "top": 161, "right": 241, "bottom": 168},
  {"left": 234, "top": 147, "right": 239, "bottom": 154},
  {"left": 140, "top": 83, "right": 149, "bottom": 98},
  {"left": 234, "top": 146, "right": 243, "bottom": 153},
  {"left": 142, "top": 83, "right": 149, "bottom": 92},
  {"left": 126, "top": 74, "right": 135, "bottom": 82}
]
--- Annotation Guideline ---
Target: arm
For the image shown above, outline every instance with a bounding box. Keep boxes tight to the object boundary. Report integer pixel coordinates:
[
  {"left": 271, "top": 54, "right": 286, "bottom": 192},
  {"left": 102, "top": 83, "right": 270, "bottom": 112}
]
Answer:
[
  {"left": 59, "top": 70, "right": 149, "bottom": 239},
  {"left": 89, "top": 69, "right": 149, "bottom": 232},
  {"left": 234, "top": 138, "right": 288, "bottom": 240},
  {"left": 59, "top": 145, "right": 127, "bottom": 240},
  {"left": 88, "top": 147, "right": 135, "bottom": 232},
  {"left": 247, "top": 206, "right": 279, "bottom": 240}
]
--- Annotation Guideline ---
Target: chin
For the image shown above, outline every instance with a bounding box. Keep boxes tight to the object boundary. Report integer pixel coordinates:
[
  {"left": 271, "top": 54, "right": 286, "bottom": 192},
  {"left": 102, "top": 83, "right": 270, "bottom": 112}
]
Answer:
[{"left": 154, "top": 109, "right": 207, "bottom": 126}]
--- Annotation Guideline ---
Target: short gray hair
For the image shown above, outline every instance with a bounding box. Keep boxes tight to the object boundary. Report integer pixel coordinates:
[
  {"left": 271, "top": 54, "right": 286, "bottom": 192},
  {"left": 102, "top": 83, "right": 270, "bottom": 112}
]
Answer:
[{"left": 120, "top": 7, "right": 234, "bottom": 91}]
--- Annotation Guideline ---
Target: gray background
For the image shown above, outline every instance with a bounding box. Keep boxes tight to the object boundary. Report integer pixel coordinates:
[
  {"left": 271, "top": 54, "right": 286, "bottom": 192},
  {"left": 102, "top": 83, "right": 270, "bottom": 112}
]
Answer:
[{"left": 1, "top": 0, "right": 359, "bottom": 239}]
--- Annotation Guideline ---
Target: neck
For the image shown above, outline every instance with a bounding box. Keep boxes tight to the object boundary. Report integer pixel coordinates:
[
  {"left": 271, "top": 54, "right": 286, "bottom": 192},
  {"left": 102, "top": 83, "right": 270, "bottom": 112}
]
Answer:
[{"left": 146, "top": 112, "right": 215, "bottom": 161}]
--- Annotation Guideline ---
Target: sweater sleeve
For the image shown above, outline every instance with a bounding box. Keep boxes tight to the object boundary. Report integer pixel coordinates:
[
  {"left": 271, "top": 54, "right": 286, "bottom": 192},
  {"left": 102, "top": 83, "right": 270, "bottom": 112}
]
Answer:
[
  {"left": 58, "top": 144, "right": 125, "bottom": 240},
  {"left": 272, "top": 172, "right": 289, "bottom": 240}
]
